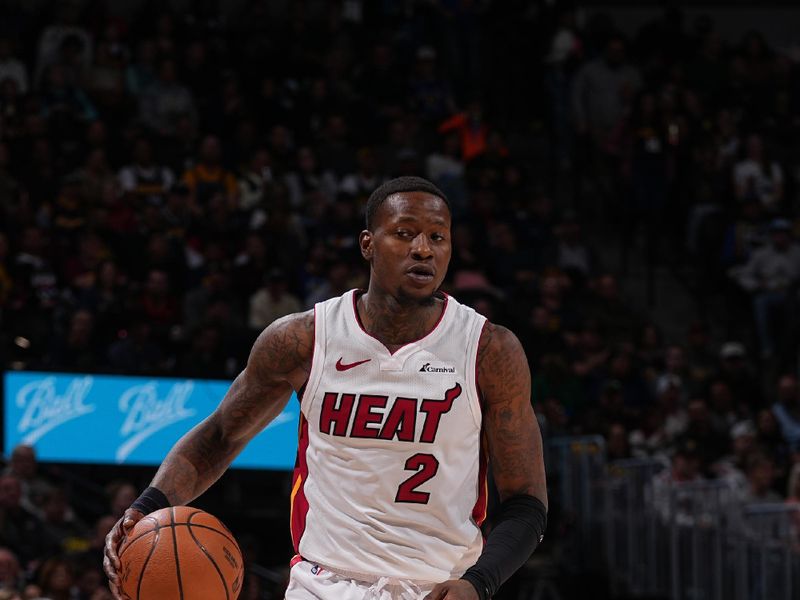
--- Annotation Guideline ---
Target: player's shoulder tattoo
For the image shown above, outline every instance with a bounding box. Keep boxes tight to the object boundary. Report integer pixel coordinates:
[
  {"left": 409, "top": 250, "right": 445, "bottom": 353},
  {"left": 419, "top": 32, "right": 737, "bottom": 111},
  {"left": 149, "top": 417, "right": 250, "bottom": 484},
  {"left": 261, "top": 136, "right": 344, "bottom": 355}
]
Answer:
[
  {"left": 250, "top": 309, "right": 315, "bottom": 378},
  {"left": 476, "top": 321, "right": 529, "bottom": 407},
  {"left": 477, "top": 321, "right": 525, "bottom": 373}
]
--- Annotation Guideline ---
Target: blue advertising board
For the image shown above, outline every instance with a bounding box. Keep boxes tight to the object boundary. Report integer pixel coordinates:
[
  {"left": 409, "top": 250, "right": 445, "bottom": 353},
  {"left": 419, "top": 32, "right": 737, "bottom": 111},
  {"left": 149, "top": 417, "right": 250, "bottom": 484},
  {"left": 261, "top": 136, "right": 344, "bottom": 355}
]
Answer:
[{"left": 2, "top": 371, "right": 299, "bottom": 470}]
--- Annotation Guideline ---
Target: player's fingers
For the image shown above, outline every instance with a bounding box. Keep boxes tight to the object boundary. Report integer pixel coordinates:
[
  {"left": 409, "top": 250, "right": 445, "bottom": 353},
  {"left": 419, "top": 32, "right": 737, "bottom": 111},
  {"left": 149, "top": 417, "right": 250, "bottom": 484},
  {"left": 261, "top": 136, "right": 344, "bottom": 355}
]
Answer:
[
  {"left": 122, "top": 508, "right": 144, "bottom": 533},
  {"left": 102, "top": 551, "right": 119, "bottom": 584},
  {"left": 106, "top": 578, "right": 123, "bottom": 600},
  {"left": 105, "top": 521, "right": 124, "bottom": 568},
  {"left": 122, "top": 516, "right": 135, "bottom": 534}
]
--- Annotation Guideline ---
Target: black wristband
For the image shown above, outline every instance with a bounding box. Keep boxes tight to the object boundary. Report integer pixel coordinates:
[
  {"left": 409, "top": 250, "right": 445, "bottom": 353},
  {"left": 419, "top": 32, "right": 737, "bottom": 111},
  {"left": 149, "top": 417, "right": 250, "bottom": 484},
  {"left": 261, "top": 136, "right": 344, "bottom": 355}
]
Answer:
[
  {"left": 459, "top": 494, "right": 547, "bottom": 599},
  {"left": 130, "top": 486, "right": 170, "bottom": 515}
]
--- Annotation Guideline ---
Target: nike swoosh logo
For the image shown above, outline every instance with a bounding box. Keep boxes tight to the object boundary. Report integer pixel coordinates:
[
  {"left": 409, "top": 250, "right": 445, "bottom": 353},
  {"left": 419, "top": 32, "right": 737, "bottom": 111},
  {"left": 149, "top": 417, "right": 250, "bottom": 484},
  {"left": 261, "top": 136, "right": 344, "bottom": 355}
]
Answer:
[{"left": 335, "top": 358, "right": 371, "bottom": 371}]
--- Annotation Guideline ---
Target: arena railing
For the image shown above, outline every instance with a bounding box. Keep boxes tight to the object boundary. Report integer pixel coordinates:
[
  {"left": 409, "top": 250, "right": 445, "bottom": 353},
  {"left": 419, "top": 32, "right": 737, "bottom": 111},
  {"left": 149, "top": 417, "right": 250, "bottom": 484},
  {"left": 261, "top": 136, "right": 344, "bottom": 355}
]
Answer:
[{"left": 543, "top": 436, "right": 800, "bottom": 600}]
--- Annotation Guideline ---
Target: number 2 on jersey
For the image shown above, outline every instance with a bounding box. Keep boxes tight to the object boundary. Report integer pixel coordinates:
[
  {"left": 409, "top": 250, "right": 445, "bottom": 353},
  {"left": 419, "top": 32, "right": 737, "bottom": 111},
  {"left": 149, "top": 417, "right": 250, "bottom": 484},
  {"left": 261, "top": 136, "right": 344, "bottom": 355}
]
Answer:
[{"left": 395, "top": 453, "right": 439, "bottom": 503}]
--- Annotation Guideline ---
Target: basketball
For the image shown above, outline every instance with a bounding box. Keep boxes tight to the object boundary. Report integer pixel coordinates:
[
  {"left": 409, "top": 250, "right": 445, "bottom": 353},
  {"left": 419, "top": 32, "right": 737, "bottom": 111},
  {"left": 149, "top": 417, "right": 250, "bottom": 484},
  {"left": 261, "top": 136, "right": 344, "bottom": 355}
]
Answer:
[{"left": 118, "top": 506, "right": 244, "bottom": 600}]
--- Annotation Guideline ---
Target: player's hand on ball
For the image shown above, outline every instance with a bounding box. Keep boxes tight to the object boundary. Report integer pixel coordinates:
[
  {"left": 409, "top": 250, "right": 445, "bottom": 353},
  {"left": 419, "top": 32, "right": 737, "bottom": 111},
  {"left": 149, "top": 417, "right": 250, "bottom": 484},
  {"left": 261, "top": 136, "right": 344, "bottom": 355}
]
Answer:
[
  {"left": 103, "top": 508, "right": 144, "bottom": 600},
  {"left": 424, "top": 579, "right": 480, "bottom": 600}
]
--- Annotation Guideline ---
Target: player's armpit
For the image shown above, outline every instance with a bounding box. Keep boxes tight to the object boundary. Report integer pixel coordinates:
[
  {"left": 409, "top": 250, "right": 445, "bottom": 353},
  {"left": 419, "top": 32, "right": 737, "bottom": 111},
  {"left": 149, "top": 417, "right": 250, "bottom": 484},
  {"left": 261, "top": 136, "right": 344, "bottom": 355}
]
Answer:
[
  {"left": 151, "top": 310, "right": 315, "bottom": 505},
  {"left": 477, "top": 322, "right": 547, "bottom": 505}
]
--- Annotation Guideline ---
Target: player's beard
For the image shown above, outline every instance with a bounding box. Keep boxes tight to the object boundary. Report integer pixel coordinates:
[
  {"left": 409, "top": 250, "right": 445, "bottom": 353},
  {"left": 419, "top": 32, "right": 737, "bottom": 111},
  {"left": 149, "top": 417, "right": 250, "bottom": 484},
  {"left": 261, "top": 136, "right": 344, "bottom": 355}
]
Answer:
[{"left": 396, "top": 286, "right": 438, "bottom": 307}]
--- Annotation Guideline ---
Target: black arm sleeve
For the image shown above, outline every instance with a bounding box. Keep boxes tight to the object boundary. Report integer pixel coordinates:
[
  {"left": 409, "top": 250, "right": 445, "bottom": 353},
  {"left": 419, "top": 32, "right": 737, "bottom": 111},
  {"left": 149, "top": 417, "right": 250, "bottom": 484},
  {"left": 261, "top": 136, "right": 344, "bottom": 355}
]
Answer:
[
  {"left": 460, "top": 494, "right": 547, "bottom": 600},
  {"left": 130, "top": 486, "right": 170, "bottom": 515}
]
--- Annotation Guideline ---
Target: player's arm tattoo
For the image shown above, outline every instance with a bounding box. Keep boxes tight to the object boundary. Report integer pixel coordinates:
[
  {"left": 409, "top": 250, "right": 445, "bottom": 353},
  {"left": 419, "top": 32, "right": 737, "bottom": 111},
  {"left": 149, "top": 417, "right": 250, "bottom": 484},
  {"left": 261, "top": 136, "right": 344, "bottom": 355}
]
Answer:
[
  {"left": 151, "top": 310, "right": 315, "bottom": 505},
  {"left": 478, "top": 322, "right": 548, "bottom": 505}
]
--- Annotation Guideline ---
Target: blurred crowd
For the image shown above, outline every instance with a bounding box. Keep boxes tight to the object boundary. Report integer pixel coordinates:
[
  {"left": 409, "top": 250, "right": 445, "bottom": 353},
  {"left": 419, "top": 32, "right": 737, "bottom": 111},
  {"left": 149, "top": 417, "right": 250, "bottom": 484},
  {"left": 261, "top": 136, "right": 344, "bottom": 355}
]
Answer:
[
  {"left": 1, "top": 0, "right": 800, "bottom": 596},
  {"left": 0, "top": 444, "right": 125, "bottom": 600}
]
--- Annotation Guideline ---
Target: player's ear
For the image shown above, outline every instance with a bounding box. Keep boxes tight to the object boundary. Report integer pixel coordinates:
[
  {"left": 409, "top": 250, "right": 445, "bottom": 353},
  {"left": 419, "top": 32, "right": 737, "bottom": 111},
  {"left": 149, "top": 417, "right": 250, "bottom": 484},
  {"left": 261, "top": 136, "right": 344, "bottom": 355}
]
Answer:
[{"left": 359, "top": 230, "right": 373, "bottom": 260}]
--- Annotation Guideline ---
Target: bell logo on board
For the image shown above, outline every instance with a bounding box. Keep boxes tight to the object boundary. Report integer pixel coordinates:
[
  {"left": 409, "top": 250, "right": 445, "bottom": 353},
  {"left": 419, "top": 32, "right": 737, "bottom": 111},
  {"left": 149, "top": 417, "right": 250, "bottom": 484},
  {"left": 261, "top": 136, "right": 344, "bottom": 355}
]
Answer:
[
  {"left": 116, "top": 381, "right": 196, "bottom": 463},
  {"left": 16, "top": 376, "right": 96, "bottom": 445}
]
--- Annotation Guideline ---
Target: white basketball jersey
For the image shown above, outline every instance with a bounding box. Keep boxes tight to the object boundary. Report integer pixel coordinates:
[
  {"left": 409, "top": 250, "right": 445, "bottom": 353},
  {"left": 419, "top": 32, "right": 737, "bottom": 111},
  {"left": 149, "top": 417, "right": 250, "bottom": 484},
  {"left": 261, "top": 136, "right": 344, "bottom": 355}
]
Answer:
[{"left": 289, "top": 289, "right": 488, "bottom": 583}]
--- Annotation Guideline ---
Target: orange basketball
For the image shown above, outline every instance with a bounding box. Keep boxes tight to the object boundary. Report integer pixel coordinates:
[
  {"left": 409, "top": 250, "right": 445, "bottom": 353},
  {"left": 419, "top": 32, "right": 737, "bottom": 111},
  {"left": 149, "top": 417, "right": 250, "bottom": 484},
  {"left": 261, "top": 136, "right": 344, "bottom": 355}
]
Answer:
[{"left": 118, "top": 506, "right": 244, "bottom": 600}]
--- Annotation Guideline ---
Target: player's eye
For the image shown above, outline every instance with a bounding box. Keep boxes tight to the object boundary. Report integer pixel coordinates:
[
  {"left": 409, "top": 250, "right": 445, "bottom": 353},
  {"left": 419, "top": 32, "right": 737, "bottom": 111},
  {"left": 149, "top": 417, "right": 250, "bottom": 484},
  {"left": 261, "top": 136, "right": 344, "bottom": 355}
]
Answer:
[
  {"left": 431, "top": 233, "right": 446, "bottom": 241},
  {"left": 396, "top": 230, "right": 413, "bottom": 238}
]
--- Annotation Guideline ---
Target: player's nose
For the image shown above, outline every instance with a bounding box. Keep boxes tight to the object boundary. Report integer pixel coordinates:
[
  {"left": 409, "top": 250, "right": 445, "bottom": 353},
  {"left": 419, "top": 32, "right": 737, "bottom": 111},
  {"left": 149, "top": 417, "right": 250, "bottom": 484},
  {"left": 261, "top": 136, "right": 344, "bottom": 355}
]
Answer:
[{"left": 410, "top": 233, "right": 433, "bottom": 259}]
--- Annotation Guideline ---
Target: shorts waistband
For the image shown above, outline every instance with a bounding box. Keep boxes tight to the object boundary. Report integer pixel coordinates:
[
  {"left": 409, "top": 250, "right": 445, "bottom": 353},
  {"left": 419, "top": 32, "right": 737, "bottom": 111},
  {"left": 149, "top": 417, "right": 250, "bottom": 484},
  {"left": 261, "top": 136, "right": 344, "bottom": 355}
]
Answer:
[{"left": 293, "top": 555, "right": 436, "bottom": 587}]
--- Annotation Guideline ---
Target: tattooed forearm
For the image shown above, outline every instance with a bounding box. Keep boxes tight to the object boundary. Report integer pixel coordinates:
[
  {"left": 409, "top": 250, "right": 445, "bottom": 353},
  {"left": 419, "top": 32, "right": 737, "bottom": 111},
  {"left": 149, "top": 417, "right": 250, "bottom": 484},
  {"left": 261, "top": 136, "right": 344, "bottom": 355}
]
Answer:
[
  {"left": 150, "top": 311, "right": 315, "bottom": 505},
  {"left": 478, "top": 322, "right": 548, "bottom": 505}
]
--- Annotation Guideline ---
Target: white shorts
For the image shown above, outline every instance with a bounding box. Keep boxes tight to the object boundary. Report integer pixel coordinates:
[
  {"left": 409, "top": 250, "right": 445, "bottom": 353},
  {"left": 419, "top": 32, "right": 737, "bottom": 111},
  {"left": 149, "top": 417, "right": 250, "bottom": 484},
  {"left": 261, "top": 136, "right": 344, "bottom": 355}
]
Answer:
[{"left": 285, "top": 560, "right": 436, "bottom": 600}]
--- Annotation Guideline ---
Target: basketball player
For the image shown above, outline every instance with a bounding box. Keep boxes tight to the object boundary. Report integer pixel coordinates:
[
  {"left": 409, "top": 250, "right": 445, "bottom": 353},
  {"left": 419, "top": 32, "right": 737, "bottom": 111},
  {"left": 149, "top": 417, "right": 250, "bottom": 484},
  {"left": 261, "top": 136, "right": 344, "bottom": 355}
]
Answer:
[{"left": 104, "top": 176, "right": 548, "bottom": 600}]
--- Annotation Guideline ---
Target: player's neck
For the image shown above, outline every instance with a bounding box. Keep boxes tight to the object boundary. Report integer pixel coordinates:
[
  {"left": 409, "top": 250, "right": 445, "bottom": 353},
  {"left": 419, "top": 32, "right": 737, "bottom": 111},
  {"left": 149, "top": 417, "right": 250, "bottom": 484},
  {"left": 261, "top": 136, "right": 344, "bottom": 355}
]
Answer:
[{"left": 357, "top": 287, "right": 443, "bottom": 348}]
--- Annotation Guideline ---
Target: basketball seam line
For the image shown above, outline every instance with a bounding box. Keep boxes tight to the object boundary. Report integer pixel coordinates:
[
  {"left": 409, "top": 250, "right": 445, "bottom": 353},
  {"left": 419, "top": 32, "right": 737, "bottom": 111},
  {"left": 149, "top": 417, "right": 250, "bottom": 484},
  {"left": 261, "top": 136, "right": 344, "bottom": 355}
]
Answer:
[
  {"left": 171, "top": 507, "right": 185, "bottom": 600},
  {"left": 137, "top": 524, "right": 160, "bottom": 600},
  {"left": 120, "top": 521, "right": 239, "bottom": 554},
  {"left": 118, "top": 517, "right": 160, "bottom": 559},
  {"left": 187, "top": 512, "right": 230, "bottom": 600}
]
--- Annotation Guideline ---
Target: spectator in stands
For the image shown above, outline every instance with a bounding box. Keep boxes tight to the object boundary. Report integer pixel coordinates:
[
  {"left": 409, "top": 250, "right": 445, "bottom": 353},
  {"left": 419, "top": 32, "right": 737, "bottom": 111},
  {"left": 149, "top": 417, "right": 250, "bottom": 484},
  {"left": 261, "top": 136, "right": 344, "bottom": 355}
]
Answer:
[
  {"left": 734, "top": 218, "right": 800, "bottom": 360},
  {"left": 684, "top": 322, "right": 716, "bottom": 393},
  {"left": 248, "top": 270, "right": 302, "bottom": 331},
  {"left": 316, "top": 114, "right": 355, "bottom": 178},
  {"left": 651, "top": 439, "right": 705, "bottom": 522},
  {"left": 118, "top": 138, "right": 175, "bottom": 206},
  {"left": 425, "top": 132, "right": 467, "bottom": 215},
  {"left": 305, "top": 260, "right": 355, "bottom": 307},
  {"left": 714, "top": 420, "right": 756, "bottom": 494},
  {"left": 139, "top": 58, "right": 196, "bottom": 138},
  {"left": 771, "top": 374, "right": 800, "bottom": 452},
  {"left": 585, "top": 274, "right": 641, "bottom": 345},
  {"left": 550, "top": 213, "right": 598, "bottom": 281},
  {"left": 572, "top": 34, "right": 642, "bottom": 150},
  {"left": 12, "top": 227, "right": 59, "bottom": 318},
  {"left": 716, "top": 341, "right": 761, "bottom": 411},
  {"left": 679, "top": 398, "right": 730, "bottom": 468},
  {"left": 106, "top": 482, "right": 136, "bottom": 521},
  {"left": 654, "top": 345, "right": 688, "bottom": 401},
  {"left": 176, "top": 322, "right": 228, "bottom": 379},
  {"left": 183, "top": 265, "right": 234, "bottom": 332},
  {"left": 737, "top": 453, "right": 781, "bottom": 503},
  {"left": 339, "top": 147, "right": 387, "bottom": 203},
  {"left": 0, "top": 475, "right": 56, "bottom": 568},
  {"left": 125, "top": 39, "right": 157, "bottom": 97},
  {"left": 284, "top": 147, "right": 336, "bottom": 210},
  {"left": 606, "top": 422, "right": 632, "bottom": 460},
  {"left": 75, "top": 564, "right": 112, "bottom": 600},
  {"left": 85, "top": 27, "right": 128, "bottom": 116},
  {"left": 2, "top": 446, "right": 51, "bottom": 515},
  {"left": 182, "top": 135, "right": 238, "bottom": 209},
  {"left": 107, "top": 315, "right": 163, "bottom": 374},
  {"left": 45, "top": 309, "right": 100, "bottom": 371},
  {"left": 0, "top": 38, "right": 28, "bottom": 94},
  {"left": 407, "top": 46, "right": 455, "bottom": 127},
  {"left": 80, "top": 515, "right": 116, "bottom": 571},
  {"left": 237, "top": 148, "right": 273, "bottom": 217},
  {"left": 733, "top": 133, "right": 783, "bottom": 214},
  {"left": 35, "top": 557, "right": 75, "bottom": 600},
  {"left": 708, "top": 379, "right": 740, "bottom": 433},
  {"left": 134, "top": 269, "right": 180, "bottom": 341},
  {"left": 0, "top": 546, "right": 21, "bottom": 593},
  {"left": 39, "top": 488, "right": 87, "bottom": 555},
  {"left": 34, "top": 4, "right": 92, "bottom": 86},
  {"left": 39, "top": 63, "right": 97, "bottom": 122},
  {"left": 757, "top": 407, "right": 792, "bottom": 471},
  {"left": 438, "top": 100, "right": 490, "bottom": 163}
]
